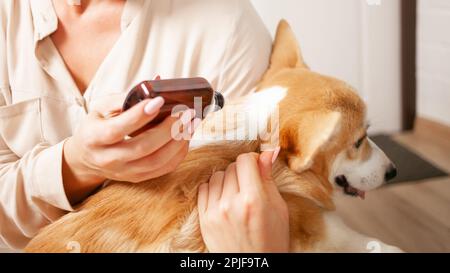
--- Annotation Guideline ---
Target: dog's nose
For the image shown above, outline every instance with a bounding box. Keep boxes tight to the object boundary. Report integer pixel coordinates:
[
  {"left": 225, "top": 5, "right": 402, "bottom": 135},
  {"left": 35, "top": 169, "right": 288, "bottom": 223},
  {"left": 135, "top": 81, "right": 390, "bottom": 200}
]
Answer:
[{"left": 384, "top": 164, "right": 397, "bottom": 182}]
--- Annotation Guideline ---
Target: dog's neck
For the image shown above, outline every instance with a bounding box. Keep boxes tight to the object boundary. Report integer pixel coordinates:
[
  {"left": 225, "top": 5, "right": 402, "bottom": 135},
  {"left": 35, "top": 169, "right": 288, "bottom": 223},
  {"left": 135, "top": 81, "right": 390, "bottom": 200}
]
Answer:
[
  {"left": 273, "top": 158, "right": 335, "bottom": 211},
  {"left": 192, "top": 87, "right": 335, "bottom": 210}
]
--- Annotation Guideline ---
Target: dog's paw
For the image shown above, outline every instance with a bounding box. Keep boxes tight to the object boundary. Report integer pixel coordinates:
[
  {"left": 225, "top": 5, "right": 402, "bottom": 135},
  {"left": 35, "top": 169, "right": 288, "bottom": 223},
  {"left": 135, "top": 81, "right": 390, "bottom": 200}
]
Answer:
[{"left": 366, "top": 240, "right": 404, "bottom": 253}]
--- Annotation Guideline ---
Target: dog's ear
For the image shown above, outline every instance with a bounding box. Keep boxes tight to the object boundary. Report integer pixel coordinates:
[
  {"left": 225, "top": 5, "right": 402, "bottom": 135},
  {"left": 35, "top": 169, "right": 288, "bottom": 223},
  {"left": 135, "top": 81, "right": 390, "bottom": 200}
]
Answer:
[
  {"left": 283, "top": 111, "right": 341, "bottom": 173},
  {"left": 263, "top": 20, "right": 308, "bottom": 81}
]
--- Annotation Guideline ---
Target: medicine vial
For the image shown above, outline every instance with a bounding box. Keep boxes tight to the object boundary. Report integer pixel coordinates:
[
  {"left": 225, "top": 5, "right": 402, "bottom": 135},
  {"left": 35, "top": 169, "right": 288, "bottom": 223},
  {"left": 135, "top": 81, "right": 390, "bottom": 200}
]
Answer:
[{"left": 123, "top": 77, "right": 225, "bottom": 127}]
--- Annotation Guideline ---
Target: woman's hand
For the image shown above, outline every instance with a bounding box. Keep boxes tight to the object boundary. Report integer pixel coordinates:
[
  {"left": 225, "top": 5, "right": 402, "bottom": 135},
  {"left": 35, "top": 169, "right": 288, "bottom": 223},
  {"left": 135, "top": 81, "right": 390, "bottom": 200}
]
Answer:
[
  {"left": 63, "top": 94, "right": 198, "bottom": 204},
  {"left": 198, "top": 150, "right": 290, "bottom": 253}
]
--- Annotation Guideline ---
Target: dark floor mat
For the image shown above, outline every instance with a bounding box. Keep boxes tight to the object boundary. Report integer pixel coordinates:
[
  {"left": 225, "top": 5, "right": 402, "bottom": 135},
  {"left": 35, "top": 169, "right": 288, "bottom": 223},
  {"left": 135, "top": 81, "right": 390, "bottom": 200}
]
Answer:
[{"left": 371, "top": 135, "right": 448, "bottom": 184}]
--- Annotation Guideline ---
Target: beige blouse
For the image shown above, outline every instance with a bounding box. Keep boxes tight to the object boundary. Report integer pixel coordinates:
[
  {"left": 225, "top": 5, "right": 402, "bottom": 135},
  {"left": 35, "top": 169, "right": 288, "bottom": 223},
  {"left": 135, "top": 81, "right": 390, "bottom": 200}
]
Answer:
[{"left": 0, "top": 0, "right": 271, "bottom": 249}]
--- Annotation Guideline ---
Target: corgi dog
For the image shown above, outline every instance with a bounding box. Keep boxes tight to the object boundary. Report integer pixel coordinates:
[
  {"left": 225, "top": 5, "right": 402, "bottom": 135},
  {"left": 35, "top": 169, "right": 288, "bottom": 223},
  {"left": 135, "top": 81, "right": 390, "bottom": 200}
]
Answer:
[{"left": 25, "top": 20, "right": 402, "bottom": 253}]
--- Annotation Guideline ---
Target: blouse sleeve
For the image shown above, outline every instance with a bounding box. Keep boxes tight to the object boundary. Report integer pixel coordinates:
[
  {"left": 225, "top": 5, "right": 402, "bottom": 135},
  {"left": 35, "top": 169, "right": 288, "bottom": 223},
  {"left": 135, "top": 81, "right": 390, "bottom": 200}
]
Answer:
[{"left": 0, "top": 5, "right": 73, "bottom": 250}]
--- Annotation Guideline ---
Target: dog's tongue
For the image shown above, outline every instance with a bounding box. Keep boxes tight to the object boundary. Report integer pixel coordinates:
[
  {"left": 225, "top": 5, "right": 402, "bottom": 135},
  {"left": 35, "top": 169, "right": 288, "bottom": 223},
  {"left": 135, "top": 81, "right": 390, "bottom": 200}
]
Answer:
[
  {"left": 347, "top": 186, "right": 366, "bottom": 200},
  {"left": 357, "top": 190, "right": 366, "bottom": 200}
]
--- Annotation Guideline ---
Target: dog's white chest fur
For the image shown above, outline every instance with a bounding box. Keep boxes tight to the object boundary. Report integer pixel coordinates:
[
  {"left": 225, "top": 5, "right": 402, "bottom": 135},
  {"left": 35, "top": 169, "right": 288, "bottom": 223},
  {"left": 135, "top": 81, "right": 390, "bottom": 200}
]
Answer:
[{"left": 190, "top": 86, "right": 287, "bottom": 150}]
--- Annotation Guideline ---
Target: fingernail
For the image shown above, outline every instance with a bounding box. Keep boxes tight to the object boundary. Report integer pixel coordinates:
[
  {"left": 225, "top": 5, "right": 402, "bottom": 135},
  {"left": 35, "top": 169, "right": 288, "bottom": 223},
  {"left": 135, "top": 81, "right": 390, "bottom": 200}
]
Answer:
[
  {"left": 144, "top": 97, "right": 164, "bottom": 115},
  {"left": 180, "top": 109, "right": 196, "bottom": 126},
  {"left": 271, "top": 147, "right": 281, "bottom": 164},
  {"left": 153, "top": 75, "right": 161, "bottom": 80}
]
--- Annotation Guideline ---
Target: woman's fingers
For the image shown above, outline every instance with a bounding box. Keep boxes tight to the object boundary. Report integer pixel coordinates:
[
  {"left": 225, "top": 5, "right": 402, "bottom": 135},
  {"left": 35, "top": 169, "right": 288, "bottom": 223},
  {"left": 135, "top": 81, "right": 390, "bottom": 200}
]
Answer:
[
  {"left": 124, "top": 138, "right": 189, "bottom": 175},
  {"left": 257, "top": 150, "right": 278, "bottom": 183},
  {"left": 208, "top": 171, "right": 225, "bottom": 206},
  {"left": 221, "top": 163, "right": 239, "bottom": 198},
  {"left": 258, "top": 151, "right": 273, "bottom": 178},
  {"left": 198, "top": 183, "right": 209, "bottom": 214},
  {"left": 109, "top": 109, "right": 195, "bottom": 162},
  {"left": 199, "top": 151, "right": 290, "bottom": 253},
  {"left": 133, "top": 141, "right": 189, "bottom": 181},
  {"left": 97, "top": 97, "right": 165, "bottom": 145},
  {"left": 235, "top": 153, "right": 264, "bottom": 194}
]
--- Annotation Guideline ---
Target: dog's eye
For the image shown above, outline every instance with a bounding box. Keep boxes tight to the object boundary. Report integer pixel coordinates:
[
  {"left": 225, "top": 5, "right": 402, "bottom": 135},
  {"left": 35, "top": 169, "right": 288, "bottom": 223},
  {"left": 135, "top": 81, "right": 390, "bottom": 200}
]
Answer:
[{"left": 354, "top": 136, "right": 366, "bottom": 149}]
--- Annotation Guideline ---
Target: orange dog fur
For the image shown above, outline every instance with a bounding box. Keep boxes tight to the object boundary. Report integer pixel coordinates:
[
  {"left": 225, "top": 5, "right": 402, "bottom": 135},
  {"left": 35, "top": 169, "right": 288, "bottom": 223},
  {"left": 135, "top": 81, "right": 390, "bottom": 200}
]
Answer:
[{"left": 25, "top": 20, "right": 402, "bottom": 253}]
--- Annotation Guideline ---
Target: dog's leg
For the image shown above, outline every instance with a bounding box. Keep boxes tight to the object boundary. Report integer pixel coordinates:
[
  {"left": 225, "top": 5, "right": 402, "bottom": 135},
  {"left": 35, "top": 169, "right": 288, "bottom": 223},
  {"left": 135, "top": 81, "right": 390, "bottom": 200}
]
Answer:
[{"left": 317, "top": 213, "right": 403, "bottom": 253}]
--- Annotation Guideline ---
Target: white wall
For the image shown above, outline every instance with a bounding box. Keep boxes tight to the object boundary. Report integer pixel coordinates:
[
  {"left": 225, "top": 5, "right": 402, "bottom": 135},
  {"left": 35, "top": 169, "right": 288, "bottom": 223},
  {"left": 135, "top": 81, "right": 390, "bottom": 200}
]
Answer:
[
  {"left": 250, "top": 0, "right": 402, "bottom": 133},
  {"left": 418, "top": 0, "right": 450, "bottom": 127}
]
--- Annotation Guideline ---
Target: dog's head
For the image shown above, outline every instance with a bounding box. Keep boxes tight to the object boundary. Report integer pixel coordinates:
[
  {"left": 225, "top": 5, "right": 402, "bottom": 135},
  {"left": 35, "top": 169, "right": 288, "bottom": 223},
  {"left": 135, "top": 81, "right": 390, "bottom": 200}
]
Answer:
[{"left": 259, "top": 20, "right": 397, "bottom": 200}]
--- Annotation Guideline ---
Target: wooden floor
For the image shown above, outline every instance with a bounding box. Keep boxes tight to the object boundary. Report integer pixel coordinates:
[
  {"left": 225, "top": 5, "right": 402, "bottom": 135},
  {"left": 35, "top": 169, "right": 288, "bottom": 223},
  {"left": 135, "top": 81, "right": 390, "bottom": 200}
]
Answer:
[{"left": 336, "top": 118, "right": 450, "bottom": 253}]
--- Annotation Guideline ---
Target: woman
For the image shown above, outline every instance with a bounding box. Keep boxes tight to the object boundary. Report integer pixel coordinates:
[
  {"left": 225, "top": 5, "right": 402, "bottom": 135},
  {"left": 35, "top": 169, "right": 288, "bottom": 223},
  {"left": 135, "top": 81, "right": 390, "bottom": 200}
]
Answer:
[{"left": 0, "top": 0, "right": 289, "bottom": 252}]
